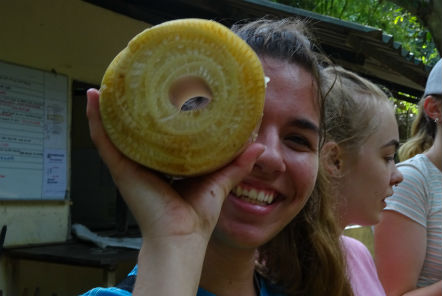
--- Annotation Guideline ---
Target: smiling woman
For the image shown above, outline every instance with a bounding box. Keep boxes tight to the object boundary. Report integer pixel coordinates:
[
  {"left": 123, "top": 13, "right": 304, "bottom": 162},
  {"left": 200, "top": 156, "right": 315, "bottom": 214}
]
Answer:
[{"left": 80, "top": 18, "right": 353, "bottom": 296}]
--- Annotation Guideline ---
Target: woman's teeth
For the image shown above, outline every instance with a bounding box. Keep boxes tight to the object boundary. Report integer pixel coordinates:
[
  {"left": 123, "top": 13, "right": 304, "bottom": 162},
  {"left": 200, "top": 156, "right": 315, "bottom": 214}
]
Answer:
[{"left": 232, "top": 186, "right": 275, "bottom": 205}]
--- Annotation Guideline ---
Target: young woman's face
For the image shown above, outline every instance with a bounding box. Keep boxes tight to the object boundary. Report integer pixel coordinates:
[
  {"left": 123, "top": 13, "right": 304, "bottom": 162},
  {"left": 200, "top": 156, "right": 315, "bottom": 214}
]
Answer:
[
  {"left": 338, "top": 107, "right": 403, "bottom": 227},
  {"left": 214, "top": 57, "right": 320, "bottom": 248}
]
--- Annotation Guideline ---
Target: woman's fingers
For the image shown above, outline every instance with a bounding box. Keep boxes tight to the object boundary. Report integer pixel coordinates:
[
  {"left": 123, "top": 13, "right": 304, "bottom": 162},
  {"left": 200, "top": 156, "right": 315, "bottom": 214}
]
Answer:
[
  {"left": 209, "top": 143, "right": 265, "bottom": 203},
  {"left": 86, "top": 89, "right": 156, "bottom": 212},
  {"left": 86, "top": 88, "right": 143, "bottom": 186},
  {"left": 86, "top": 87, "right": 264, "bottom": 238},
  {"left": 86, "top": 88, "right": 125, "bottom": 168},
  {"left": 176, "top": 143, "right": 265, "bottom": 230}
]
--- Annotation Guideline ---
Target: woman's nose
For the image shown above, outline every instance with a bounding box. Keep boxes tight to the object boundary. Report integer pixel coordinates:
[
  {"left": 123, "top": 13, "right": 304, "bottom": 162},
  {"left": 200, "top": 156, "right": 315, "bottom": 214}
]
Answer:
[
  {"left": 253, "top": 130, "right": 286, "bottom": 176},
  {"left": 391, "top": 165, "right": 403, "bottom": 187}
]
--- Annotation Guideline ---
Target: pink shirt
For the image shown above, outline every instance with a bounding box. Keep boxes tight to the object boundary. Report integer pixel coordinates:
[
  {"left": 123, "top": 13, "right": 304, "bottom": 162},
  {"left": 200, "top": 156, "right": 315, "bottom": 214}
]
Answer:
[{"left": 341, "top": 235, "right": 386, "bottom": 296}]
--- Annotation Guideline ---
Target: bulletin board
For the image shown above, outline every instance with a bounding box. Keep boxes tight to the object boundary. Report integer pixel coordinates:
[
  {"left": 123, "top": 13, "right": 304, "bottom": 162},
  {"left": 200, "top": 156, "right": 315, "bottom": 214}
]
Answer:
[{"left": 0, "top": 60, "right": 68, "bottom": 200}]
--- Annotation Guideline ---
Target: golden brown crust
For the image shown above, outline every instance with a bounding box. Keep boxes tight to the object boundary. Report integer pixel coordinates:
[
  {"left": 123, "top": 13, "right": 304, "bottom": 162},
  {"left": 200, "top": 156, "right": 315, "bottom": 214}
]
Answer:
[{"left": 99, "top": 18, "right": 265, "bottom": 176}]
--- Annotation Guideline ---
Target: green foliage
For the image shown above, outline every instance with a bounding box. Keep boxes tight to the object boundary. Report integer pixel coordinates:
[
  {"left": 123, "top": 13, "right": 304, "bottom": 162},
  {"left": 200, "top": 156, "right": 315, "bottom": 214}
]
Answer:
[
  {"left": 391, "top": 97, "right": 418, "bottom": 140},
  {"left": 271, "top": 0, "right": 440, "bottom": 66}
]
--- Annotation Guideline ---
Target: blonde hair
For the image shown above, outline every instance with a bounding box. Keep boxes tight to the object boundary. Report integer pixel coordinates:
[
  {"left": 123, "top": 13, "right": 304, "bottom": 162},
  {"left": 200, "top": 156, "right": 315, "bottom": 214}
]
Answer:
[
  {"left": 321, "top": 66, "right": 394, "bottom": 150},
  {"left": 397, "top": 95, "right": 441, "bottom": 161}
]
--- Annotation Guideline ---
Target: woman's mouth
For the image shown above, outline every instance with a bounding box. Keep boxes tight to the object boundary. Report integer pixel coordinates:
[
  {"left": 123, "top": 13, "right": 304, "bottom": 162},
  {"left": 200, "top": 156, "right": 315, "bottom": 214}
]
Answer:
[{"left": 231, "top": 184, "right": 278, "bottom": 206}]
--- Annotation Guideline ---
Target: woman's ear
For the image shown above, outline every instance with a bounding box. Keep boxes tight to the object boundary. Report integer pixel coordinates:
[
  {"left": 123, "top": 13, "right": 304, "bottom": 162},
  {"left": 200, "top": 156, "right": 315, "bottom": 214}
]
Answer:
[
  {"left": 423, "top": 96, "right": 442, "bottom": 121},
  {"left": 321, "top": 141, "right": 343, "bottom": 177}
]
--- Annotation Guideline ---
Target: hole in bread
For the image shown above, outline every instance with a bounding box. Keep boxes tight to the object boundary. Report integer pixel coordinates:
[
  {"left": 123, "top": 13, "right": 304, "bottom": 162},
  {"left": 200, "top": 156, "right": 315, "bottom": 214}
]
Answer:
[{"left": 169, "top": 76, "right": 212, "bottom": 111}]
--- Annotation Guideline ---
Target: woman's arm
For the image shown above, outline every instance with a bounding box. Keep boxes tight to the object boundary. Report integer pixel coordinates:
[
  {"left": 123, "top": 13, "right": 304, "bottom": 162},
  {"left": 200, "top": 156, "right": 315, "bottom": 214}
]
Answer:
[
  {"left": 86, "top": 88, "right": 264, "bottom": 295},
  {"left": 374, "top": 210, "right": 442, "bottom": 296},
  {"left": 402, "top": 282, "right": 442, "bottom": 296}
]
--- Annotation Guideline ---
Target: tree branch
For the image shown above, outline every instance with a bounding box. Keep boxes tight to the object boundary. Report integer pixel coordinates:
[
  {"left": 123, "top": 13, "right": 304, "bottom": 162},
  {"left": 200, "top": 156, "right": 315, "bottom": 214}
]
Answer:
[{"left": 388, "top": 0, "right": 441, "bottom": 55}]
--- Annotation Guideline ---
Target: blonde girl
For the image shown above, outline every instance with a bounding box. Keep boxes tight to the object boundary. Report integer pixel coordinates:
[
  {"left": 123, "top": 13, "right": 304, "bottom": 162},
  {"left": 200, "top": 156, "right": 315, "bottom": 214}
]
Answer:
[{"left": 375, "top": 59, "right": 442, "bottom": 296}]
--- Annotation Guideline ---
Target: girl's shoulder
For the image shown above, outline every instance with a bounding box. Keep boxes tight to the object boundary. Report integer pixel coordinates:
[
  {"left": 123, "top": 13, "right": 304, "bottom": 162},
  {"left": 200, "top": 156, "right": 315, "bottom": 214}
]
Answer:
[
  {"left": 398, "top": 154, "right": 439, "bottom": 176},
  {"left": 341, "top": 235, "right": 371, "bottom": 257}
]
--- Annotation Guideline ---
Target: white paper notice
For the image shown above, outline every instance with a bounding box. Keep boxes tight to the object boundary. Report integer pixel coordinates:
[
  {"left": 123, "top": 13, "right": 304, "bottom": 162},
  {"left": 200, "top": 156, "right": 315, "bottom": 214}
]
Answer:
[
  {"left": 42, "top": 149, "right": 67, "bottom": 198},
  {"left": 0, "top": 61, "right": 68, "bottom": 200}
]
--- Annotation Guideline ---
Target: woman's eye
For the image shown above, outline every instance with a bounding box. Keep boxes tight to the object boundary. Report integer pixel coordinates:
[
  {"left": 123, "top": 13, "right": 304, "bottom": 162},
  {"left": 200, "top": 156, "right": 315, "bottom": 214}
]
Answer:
[
  {"left": 384, "top": 155, "right": 395, "bottom": 163},
  {"left": 285, "top": 135, "right": 312, "bottom": 150}
]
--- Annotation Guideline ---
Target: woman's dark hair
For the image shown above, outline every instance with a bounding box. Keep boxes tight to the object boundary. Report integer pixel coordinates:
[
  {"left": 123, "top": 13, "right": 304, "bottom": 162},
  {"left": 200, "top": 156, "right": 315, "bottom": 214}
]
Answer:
[{"left": 232, "top": 18, "right": 353, "bottom": 296}]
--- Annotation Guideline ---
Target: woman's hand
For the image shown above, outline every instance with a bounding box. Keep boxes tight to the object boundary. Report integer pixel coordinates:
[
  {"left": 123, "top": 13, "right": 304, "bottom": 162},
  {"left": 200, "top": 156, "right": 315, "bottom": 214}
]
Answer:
[
  {"left": 87, "top": 88, "right": 264, "bottom": 240},
  {"left": 87, "top": 88, "right": 264, "bottom": 295}
]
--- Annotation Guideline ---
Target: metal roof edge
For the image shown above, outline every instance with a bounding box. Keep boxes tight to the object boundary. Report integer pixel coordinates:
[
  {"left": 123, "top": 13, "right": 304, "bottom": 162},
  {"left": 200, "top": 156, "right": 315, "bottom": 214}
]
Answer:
[
  {"left": 244, "top": 0, "right": 382, "bottom": 33},
  {"left": 244, "top": 0, "right": 428, "bottom": 72},
  {"left": 382, "top": 33, "right": 427, "bottom": 68}
]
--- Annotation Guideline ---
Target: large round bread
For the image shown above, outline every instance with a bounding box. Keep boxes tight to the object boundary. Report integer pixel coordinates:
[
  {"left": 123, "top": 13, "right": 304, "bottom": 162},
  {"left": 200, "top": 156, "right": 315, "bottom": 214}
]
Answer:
[{"left": 99, "top": 18, "right": 265, "bottom": 176}]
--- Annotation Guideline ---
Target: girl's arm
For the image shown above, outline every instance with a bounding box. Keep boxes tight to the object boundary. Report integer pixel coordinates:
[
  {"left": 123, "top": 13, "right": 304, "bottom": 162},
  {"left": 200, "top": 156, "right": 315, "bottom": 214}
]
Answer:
[
  {"left": 87, "top": 88, "right": 264, "bottom": 295},
  {"left": 374, "top": 210, "right": 442, "bottom": 296}
]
